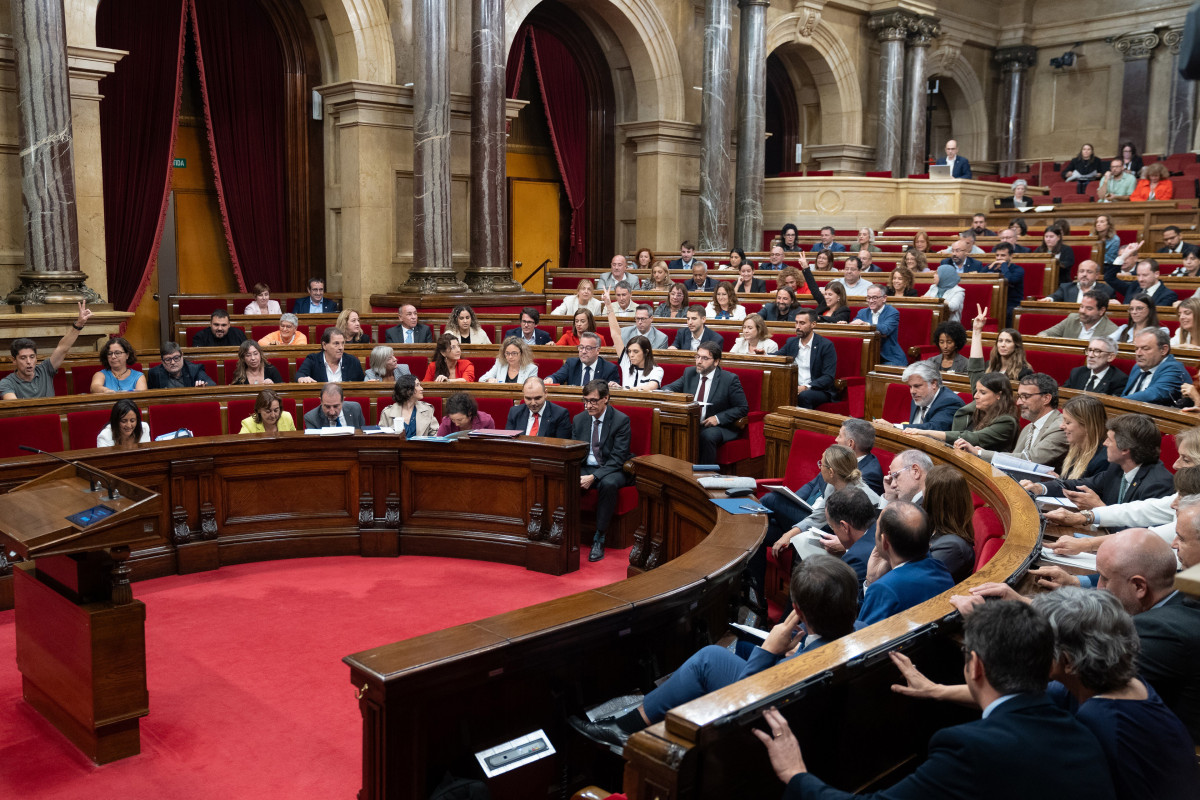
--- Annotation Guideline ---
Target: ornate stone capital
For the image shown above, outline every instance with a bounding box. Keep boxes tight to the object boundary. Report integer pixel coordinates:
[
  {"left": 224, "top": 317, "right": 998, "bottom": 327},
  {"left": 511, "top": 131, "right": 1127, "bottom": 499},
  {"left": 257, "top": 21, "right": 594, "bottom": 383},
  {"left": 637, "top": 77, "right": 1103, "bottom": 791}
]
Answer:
[
  {"left": 907, "top": 16, "right": 941, "bottom": 48},
  {"left": 994, "top": 45, "right": 1037, "bottom": 71},
  {"left": 792, "top": 0, "right": 823, "bottom": 39},
  {"left": 928, "top": 41, "right": 962, "bottom": 75},
  {"left": 1114, "top": 32, "right": 1160, "bottom": 61},
  {"left": 868, "top": 9, "right": 918, "bottom": 43},
  {"left": 1164, "top": 28, "right": 1184, "bottom": 55}
]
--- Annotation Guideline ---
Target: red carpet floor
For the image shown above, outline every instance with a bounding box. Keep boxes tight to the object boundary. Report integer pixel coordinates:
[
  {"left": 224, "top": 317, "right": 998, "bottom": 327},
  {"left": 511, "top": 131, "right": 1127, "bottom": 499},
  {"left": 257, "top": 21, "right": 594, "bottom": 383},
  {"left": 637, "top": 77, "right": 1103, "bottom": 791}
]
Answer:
[{"left": 0, "top": 551, "right": 629, "bottom": 798}]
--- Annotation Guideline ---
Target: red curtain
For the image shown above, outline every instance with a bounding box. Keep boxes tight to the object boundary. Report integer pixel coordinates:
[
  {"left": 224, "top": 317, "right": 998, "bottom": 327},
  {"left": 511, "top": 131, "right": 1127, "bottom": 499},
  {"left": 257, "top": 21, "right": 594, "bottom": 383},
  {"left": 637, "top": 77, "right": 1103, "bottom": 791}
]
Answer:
[
  {"left": 189, "top": 0, "right": 288, "bottom": 293},
  {"left": 96, "top": 0, "right": 187, "bottom": 312},
  {"left": 505, "top": 26, "right": 528, "bottom": 99},
  {"left": 515, "top": 28, "right": 587, "bottom": 270}
]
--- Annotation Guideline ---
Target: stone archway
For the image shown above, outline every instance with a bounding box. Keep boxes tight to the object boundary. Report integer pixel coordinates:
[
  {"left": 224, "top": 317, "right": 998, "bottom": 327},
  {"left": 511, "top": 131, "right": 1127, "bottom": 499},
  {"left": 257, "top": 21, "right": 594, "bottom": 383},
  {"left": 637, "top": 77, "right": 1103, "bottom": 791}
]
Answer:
[
  {"left": 766, "top": 13, "right": 864, "bottom": 145},
  {"left": 929, "top": 49, "right": 989, "bottom": 163}
]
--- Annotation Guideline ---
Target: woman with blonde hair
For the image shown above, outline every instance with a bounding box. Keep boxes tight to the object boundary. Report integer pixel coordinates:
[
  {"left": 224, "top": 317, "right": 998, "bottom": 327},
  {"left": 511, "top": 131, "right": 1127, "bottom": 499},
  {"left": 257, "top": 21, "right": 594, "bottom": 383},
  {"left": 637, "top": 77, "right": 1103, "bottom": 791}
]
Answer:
[
  {"left": 641, "top": 260, "right": 674, "bottom": 290},
  {"left": 479, "top": 336, "right": 537, "bottom": 383},
  {"left": 770, "top": 444, "right": 883, "bottom": 551},
  {"left": 886, "top": 265, "right": 918, "bottom": 297},
  {"left": 1055, "top": 395, "right": 1109, "bottom": 481},
  {"left": 552, "top": 279, "right": 603, "bottom": 316},
  {"left": 337, "top": 309, "right": 371, "bottom": 343},
  {"left": 1171, "top": 296, "right": 1200, "bottom": 348},
  {"left": 730, "top": 313, "right": 778, "bottom": 355}
]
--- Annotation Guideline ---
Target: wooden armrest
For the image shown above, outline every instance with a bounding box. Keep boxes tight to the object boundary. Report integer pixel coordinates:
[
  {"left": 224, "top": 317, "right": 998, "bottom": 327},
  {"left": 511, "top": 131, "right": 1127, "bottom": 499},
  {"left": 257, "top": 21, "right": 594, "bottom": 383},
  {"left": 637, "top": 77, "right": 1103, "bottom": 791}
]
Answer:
[
  {"left": 834, "top": 378, "right": 847, "bottom": 392},
  {"left": 733, "top": 416, "right": 749, "bottom": 431}
]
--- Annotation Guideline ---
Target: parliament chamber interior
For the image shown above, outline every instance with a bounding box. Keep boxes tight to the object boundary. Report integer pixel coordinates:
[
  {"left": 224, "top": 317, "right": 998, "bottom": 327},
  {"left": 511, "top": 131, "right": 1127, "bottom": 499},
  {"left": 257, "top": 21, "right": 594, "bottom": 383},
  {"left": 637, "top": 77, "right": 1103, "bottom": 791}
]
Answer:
[{"left": 2, "top": 0, "right": 1200, "bottom": 798}]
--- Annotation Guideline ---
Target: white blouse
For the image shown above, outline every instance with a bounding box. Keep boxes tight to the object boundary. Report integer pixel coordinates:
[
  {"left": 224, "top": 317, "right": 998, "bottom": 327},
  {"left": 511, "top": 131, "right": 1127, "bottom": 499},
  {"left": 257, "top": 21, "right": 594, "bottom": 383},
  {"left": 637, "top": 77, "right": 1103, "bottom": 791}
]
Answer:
[
  {"left": 96, "top": 422, "right": 151, "bottom": 447},
  {"left": 729, "top": 337, "right": 779, "bottom": 355},
  {"left": 704, "top": 302, "right": 747, "bottom": 321},
  {"left": 552, "top": 296, "right": 604, "bottom": 317},
  {"left": 244, "top": 300, "right": 282, "bottom": 315},
  {"left": 479, "top": 360, "right": 538, "bottom": 383},
  {"left": 618, "top": 353, "right": 663, "bottom": 389}
]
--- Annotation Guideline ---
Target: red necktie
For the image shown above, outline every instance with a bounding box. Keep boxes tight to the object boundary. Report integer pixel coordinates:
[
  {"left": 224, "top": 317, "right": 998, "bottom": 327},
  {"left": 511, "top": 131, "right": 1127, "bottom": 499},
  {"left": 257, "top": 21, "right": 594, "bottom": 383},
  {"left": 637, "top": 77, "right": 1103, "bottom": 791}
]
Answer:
[
  {"left": 696, "top": 375, "right": 708, "bottom": 404},
  {"left": 530, "top": 412, "right": 540, "bottom": 436}
]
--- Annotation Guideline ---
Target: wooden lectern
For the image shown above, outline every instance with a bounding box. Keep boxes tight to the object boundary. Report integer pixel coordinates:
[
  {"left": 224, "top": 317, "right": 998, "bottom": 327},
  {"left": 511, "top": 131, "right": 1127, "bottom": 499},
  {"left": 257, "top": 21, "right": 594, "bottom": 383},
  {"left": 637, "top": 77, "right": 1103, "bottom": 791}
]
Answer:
[{"left": 0, "top": 462, "right": 161, "bottom": 764}]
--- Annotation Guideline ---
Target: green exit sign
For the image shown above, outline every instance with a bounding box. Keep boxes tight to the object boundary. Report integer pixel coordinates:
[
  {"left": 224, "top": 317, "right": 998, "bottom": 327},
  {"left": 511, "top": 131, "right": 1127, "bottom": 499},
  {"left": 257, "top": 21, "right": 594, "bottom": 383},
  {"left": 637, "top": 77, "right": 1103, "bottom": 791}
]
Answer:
[{"left": 173, "top": 158, "right": 186, "bottom": 168}]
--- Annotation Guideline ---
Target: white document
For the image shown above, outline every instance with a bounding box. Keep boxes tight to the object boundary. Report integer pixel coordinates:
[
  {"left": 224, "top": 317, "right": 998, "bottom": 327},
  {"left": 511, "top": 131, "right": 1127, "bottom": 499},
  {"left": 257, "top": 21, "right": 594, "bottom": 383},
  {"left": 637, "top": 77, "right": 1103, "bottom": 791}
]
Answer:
[
  {"left": 792, "top": 528, "right": 830, "bottom": 561},
  {"left": 1039, "top": 546, "right": 1097, "bottom": 571},
  {"left": 1036, "top": 496, "right": 1078, "bottom": 510},
  {"left": 731, "top": 622, "right": 769, "bottom": 641}
]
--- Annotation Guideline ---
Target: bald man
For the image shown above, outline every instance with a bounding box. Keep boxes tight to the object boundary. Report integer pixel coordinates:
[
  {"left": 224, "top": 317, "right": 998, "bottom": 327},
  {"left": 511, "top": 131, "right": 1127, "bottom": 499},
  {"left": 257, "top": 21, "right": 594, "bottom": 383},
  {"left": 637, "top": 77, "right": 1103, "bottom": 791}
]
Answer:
[{"left": 936, "top": 139, "right": 972, "bottom": 179}]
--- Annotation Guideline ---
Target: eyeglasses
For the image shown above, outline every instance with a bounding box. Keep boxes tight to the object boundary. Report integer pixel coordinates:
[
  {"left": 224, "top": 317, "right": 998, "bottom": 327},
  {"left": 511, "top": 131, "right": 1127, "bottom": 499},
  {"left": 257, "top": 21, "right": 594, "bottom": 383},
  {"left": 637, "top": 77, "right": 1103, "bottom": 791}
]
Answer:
[
  {"left": 1085, "top": 348, "right": 1111, "bottom": 356},
  {"left": 1016, "top": 392, "right": 1045, "bottom": 400},
  {"left": 162, "top": 354, "right": 183, "bottom": 364},
  {"left": 582, "top": 397, "right": 602, "bottom": 406},
  {"left": 578, "top": 344, "right": 599, "bottom": 352}
]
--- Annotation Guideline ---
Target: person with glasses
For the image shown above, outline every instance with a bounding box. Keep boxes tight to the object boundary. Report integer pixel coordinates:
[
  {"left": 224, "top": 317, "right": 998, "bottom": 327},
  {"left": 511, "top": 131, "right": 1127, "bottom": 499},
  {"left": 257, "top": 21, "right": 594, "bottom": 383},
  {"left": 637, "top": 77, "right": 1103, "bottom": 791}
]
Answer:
[
  {"left": 544, "top": 331, "right": 618, "bottom": 387},
  {"left": 147, "top": 341, "right": 216, "bottom": 389},
  {"left": 506, "top": 307, "right": 553, "bottom": 346},
  {"left": 291, "top": 277, "right": 339, "bottom": 313},
  {"left": 1063, "top": 337, "right": 1127, "bottom": 395},
  {"left": 882, "top": 449, "right": 932, "bottom": 505},
  {"left": 572, "top": 379, "right": 634, "bottom": 562},
  {"left": 1037, "top": 289, "right": 1117, "bottom": 340},
  {"left": 90, "top": 337, "right": 148, "bottom": 393},
  {"left": 661, "top": 342, "right": 748, "bottom": 464},
  {"left": 850, "top": 285, "right": 906, "bottom": 366},
  {"left": 957, "top": 373, "right": 1068, "bottom": 472}
]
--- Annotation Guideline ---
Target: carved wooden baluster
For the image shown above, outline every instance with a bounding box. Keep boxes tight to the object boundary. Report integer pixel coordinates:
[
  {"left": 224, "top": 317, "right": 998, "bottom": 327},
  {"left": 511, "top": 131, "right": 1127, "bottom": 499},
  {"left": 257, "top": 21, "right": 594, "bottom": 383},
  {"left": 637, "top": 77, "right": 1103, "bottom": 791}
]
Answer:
[
  {"left": 526, "top": 502, "right": 544, "bottom": 541},
  {"left": 110, "top": 546, "right": 133, "bottom": 605}
]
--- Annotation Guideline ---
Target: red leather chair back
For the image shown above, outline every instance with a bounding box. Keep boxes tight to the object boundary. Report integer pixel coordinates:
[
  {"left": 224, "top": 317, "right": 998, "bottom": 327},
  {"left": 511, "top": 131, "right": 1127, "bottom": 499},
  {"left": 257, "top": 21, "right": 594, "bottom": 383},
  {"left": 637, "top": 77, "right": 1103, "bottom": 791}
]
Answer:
[
  {"left": 0, "top": 414, "right": 64, "bottom": 456},
  {"left": 148, "top": 402, "right": 223, "bottom": 438}
]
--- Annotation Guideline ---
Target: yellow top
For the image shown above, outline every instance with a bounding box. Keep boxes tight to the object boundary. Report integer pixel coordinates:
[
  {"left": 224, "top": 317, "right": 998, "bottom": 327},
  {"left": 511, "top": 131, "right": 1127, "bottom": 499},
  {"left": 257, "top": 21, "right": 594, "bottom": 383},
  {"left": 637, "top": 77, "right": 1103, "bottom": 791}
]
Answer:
[{"left": 238, "top": 412, "right": 297, "bottom": 434}]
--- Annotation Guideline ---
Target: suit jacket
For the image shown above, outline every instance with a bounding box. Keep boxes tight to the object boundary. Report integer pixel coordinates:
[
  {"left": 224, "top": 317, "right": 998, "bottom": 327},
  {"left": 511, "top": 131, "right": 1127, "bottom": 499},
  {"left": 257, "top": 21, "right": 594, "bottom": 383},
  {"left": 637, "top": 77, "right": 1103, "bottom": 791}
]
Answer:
[
  {"left": 856, "top": 557, "right": 955, "bottom": 626},
  {"left": 384, "top": 323, "right": 434, "bottom": 344},
  {"left": 808, "top": 242, "right": 847, "bottom": 253},
  {"left": 1157, "top": 242, "right": 1200, "bottom": 258},
  {"left": 302, "top": 400, "right": 366, "bottom": 430},
  {"left": 191, "top": 327, "right": 247, "bottom": 348},
  {"left": 938, "top": 256, "right": 984, "bottom": 273},
  {"left": 760, "top": 304, "right": 800, "bottom": 323},
  {"left": 1122, "top": 354, "right": 1193, "bottom": 405},
  {"left": 780, "top": 333, "right": 837, "bottom": 394},
  {"left": 993, "top": 242, "right": 1032, "bottom": 253},
  {"left": 671, "top": 325, "right": 724, "bottom": 351},
  {"left": 1044, "top": 459, "right": 1174, "bottom": 504},
  {"left": 662, "top": 367, "right": 748, "bottom": 428},
  {"left": 572, "top": 407, "right": 632, "bottom": 484},
  {"left": 853, "top": 304, "right": 905, "bottom": 366},
  {"left": 784, "top": 693, "right": 1116, "bottom": 800},
  {"left": 934, "top": 155, "right": 973, "bottom": 179},
  {"left": 683, "top": 277, "right": 718, "bottom": 292},
  {"left": 980, "top": 409, "right": 1068, "bottom": 471},
  {"left": 1064, "top": 364, "right": 1127, "bottom": 396},
  {"left": 667, "top": 258, "right": 707, "bottom": 271},
  {"left": 506, "top": 401, "right": 572, "bottom": 439},
  {"left": 908, "top": 386, "right": 966, "bottom": 430},
  {"left": 547, "top": 357, "right": 619, "bottom": 387},
  {"left": 734, "top": 277, "right": 767, "bottom": 294},
  {"left": 1134, "top": 592, "right": 1200, "bottom": 744},
  {"left": 146, "top": 360, "right": 216, "bottom": 389},
  {"left": 621, "top": 324, "right": 669, "bottom": 350},
  {"left": 502, "top": 327, "right": 553, "bottom": 346},
  {"left": 291, "top": 297, "right": 340, "bottom": 314},
  {"left": 295, "top": 352, "right": 366, "bottom": 383},
  {"left": 1105, "top": 263, "right": 1181, "bottom": 305},
  {"left": 1048, "top": 281, "right": 1115, "bottom": 303},
  {"left": 1038, "top": 313, "right": 1119, "bottom": 340}
]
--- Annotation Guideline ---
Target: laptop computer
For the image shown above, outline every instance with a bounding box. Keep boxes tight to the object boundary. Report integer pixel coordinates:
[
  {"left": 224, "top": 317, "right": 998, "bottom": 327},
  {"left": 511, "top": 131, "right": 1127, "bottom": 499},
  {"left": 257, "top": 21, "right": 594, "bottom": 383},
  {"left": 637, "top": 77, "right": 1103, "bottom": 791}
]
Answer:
[{"left": 928, "top": 164, "right": 954, "bottom": 180}]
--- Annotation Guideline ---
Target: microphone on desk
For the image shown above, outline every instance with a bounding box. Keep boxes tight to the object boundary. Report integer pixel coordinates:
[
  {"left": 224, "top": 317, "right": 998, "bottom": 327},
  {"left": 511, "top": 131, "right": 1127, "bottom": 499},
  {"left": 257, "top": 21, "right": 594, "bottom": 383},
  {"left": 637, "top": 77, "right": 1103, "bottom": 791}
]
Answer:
[{"left": 18, "top": 445, "right": 121, "bottom": 500}]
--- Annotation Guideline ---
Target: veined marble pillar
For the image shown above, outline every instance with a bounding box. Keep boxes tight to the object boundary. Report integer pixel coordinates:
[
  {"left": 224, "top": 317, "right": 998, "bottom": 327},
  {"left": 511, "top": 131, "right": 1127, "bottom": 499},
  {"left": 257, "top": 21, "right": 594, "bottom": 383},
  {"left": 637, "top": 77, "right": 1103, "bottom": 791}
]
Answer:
[
  {"left": 464, "top": 0, "right": 518, "bottom": 292},
  {"left": 6, "top": 0, "right": 98, "bottom": 304},
  {"left": 994, "top": 46, "right": 1037, "bottom": 177},
  {"left": 698, "top": 0, "right": 732, "bottom": 253},
  {"left": 868, "top": 10, "right": 914, "bottom": 177},
  {"left": 733, "top": 0, "right": 768, "bottom": 253},
  {"left": 1114, "top": 32, "right": 1161, "bottom": 154},
  {"left": 406, "top": 0, "right": 465, "bottom": 293},
  {"left": 1165, "top": 29, "right": 1196, "bottom": 156},
  {"left": 901, "top": 18, "right": 939, "bottom": 179}
]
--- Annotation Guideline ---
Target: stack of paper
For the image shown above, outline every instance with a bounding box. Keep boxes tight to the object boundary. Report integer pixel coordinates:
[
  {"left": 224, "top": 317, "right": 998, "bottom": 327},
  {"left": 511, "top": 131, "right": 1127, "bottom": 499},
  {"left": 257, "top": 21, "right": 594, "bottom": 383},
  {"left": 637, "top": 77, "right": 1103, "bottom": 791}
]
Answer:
[{"left": 1039, "top": 546, "right": 1097, "bottom": 571}]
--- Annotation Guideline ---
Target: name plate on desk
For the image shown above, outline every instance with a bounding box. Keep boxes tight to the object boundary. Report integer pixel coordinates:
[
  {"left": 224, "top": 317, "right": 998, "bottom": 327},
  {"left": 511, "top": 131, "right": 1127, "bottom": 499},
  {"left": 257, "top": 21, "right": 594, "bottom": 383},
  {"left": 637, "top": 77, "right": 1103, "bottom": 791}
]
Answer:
[{"left": 66, "top": 505, "right": 116, "bottom": 528}]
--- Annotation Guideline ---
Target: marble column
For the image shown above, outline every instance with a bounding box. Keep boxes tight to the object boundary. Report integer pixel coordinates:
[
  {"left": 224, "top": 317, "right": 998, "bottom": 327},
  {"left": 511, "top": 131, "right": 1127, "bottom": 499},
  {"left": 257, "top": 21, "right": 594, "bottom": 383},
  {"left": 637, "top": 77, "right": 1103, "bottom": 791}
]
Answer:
[
  {"left": 698, "top": 0, "right": 732, "bottom": 253},
  {"left": 900, "top": 18, "right": 939, "bottom": 179},
  {"left": 6, "top": 0, "right": 98, "bottom": 304},
  {"left": 868, "top": 10, "right": 913, "bottom": 177},
  {"left": 994, "top": 46, "right": 1037, "bottom": 177},
  {"left": 463, "top": 0, "right": 518, "bottom": 292},
  {"left": 405, "top": 0, "right": 465, "bottom": 293},
  {"left": 733, "top": 0, "right": 768, "bottom": 253},
  {"left": 1164, "top": 29, "right": 1196, "bottom": 156},
  {"left": 1114, "top": 32, "right": 1161, "bottom": 154}
]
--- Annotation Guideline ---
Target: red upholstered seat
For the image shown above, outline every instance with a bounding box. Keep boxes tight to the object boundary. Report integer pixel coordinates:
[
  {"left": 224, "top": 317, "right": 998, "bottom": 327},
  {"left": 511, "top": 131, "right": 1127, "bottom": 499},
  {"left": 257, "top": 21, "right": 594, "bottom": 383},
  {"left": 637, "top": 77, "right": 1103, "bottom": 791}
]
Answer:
[
  {"left": 1056, "top": 193, "right": 1090, "bottom": 204},
  {"left": 227, "top": 397, "right": 298, "bottom": 430},
  {"left": 959, "top": 283, "right": 998, "bottom": 326},
  {"left": 178, "top": 298, "right": 227, "bottom": 316},
  {"left": 250, "top": 325, "right": 277, "bottom": 341},
  {"left": 882, "top": 382, "right": 911, "bottom": 423},
  {"left": 957, "top": 391, "right": 973, "bottom": 404},
  {"left": 875, "top": 448, "right": 895, "bottom": 475},
  {"left": 0, "top": 414, "right": 64, "bottom": 457},
  {"left": 659, "top": 362, "right": 687, "bottom": 387},
  {"left": 533, "top": 358, "right": 562, "bottom": 379},
  {"left": 717, "top": 330, "right": 739, "bottom": 351},
  {"left": 398, "top": 356, "right": 430, "bottom": 377},
  {"left": 1013, "top": 260, "right": 1049, "bottom": 298},
  {"left": 502, "top": 325, "right": 557, "bottom": 343},
  {"left": 1162, "top": 433, "right": 1180, "bottom": 474},
  {"left": 1016, "top": 309, "right": 1068, "bottom": 336},
  {"left": 756, "top": 428, "right": 836, "bottom": 495},
  {"left": 70, "top": 363, "right": 141, "bottom": 394},
  {"left": 1023, "top": 350, "right": 1081, "bottom": 384},
  {"left": 465, "top": 357, "right": 495, "bottom": 378},
  {"left": 895, "top": 306, "right": 937, "bottom": 357},
  {"left": 1171, "top": 178, "right": 1197, "bottom": 199},
  {"left": 1048, "top": 181, "right": 1074, "bottom": 197},
  {"left": 976, "top": 536, "right": 1004, "bottom": 570},
  {"left": 149, "top": 402, "right": 223, "bottom": 438},
  {"left": 66, "top": 408, "right": 119, "bottom": 449},
  {"left": 1164, "top": 153, "right": 1197, "bottom": 173},
  {"left": 818, "top": 336, "right": 870, "bottom": 417},
  {"left": 1067, "top": 245, "right": 1092, "bottom": 269},
  {"left": 972, "top": 506, "right": 1005, "bottom": 571},
  {"left": 476, "top": 397, "right": 517, "bottom": 427}
]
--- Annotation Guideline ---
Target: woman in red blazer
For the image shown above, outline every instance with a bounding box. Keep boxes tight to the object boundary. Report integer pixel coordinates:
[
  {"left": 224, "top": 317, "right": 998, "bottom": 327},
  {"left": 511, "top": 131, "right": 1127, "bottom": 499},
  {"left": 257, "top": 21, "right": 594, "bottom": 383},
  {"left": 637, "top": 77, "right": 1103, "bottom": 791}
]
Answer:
[{"left": 423, "top": 333, "right": 476, "bottom": 383}]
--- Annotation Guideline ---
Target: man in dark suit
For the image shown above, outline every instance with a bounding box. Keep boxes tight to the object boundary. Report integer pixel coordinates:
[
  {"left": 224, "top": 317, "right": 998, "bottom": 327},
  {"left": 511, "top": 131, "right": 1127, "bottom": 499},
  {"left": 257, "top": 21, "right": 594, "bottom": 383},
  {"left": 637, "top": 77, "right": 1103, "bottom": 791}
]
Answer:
[
  {"left": 546, "top": 331, "right": 619, "bottom": 386},
  {"left": 855, "top": 502, "right": 955, "bottom": 625},
  {"left": 384, "top": 304, "right": 435, "bottom": 344},
  {"left": 756, "top": 600, "right": 1117, "bottom": 799},
  {"left": 504, "top": 307, "right": 553, "bottom": 346},
  {"left": 1037, "top": 413, "right": 1174, "bottom": 505},
  {"left": 302, "top": 383, "right": 366, "bottom": 429},
  {"left": 1158, "top": 225, "right": 1200, "bottom": 257},
  {"left": 1063, "top": 337, "right": 1127, "bottom": 395},
  {"left": 1040, "top": 259, "right": 1114, "bottom": 302},
  {"left": 682, "top": 262, "right": 718, "bottom": 292},
  {"left": 966, "top": 213, "right": 994, "bottom": 237},
  {"left": 1106, "top": 257, "right": 1178, "bottom": 305},
  {"left": 573, "top": 380, "right": 634, "bottom": 561},
  {"left": 291, "top": 277, "right": 339, "bottom": 314},
  {"left": 1122, "top": 328, "right": 1192, "bottom": 405},
  {"left": 575, "top": 552, "right": 859, "bottom": 747},
  {"left": 667, "top": 240, "right": 705, "bottom": 271},
  {"left": 669, "top": 306, "right": 723, "bottom": 351},
  {"left": 146, "top": 342, "right": 216, "bottom": 389},
  {"left": 808, "top": 226, "right": 846, "bottom": 253},
  {"left": 779, "top": 310, "right": 837, "bottom": 408},
  {"left": 662, "top": 342, "right": 748, "bottom": 463},
  {"left": 939, "top": 238, "right": 984, "bottom": 273},
  {"left": 760, "top": 286, "right": 801, "bottom": 323},
  {"left": 191, "top": 309, "right": 247, "bottom": 348},
  {"left": 899, "top": 361, "right": 964, "bottom": 430},
  {"left": 933, "top": 138, "right": 973, "bottom": 178},
  {"left": 506, "top": 377, "right": 571, "bottom": 439},
  {"left": 295, "top": 328, "right": 366, "bottom": 383}
]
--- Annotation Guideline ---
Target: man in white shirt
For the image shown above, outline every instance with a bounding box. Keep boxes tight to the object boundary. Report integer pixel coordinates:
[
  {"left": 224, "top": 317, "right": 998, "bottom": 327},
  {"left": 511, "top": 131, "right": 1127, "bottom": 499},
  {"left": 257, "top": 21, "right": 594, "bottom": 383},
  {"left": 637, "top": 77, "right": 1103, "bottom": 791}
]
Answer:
[
  {"left": 595, "top": 254, "right": 630, "bottom": 291},
  {"left": 832, "top": 256, "right": 871, "bottom": 296},
  {"left": 963, "top": 373, "right": 1068, "bottom": 471},
  {"left": 619, "top": 305, "right": 669, "bottom": 350},
  {"left": 606, "top": 281, "right": 638, "bottom": 315},
  {"left": 1037, "top": 291, "right": 1118, "bottom": 340}
]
